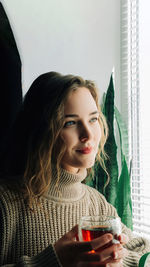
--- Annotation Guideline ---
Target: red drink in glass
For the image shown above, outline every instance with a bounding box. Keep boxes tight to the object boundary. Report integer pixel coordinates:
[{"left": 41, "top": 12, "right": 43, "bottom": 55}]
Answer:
[
  {"left": 81, "top": 225, "right": 113, "bottom": 241},
  {"left": 79, "top": 216, "right": 121, "bottom": 253}
]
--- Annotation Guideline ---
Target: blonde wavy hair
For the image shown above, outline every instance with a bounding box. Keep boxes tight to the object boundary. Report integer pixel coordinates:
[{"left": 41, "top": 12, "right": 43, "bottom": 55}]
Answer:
[{"left": 3, "top": 72, "right": 108, "bottom": 206}]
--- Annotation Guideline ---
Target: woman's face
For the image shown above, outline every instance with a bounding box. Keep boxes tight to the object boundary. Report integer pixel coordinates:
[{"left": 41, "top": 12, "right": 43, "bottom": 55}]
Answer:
[{"left": 60, "top": 87, "right": 101, "bottom": 174}]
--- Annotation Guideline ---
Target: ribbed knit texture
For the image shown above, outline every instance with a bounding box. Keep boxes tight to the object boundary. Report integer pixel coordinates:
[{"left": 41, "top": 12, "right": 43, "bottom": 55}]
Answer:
[{"left": 0, "top": 167, "right": 150, "bottom": 266}]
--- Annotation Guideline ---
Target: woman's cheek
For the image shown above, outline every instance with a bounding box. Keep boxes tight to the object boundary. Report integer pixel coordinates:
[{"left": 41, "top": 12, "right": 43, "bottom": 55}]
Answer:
[
  {"left": 95, "top": 124, "right": 102, "bottom": 143},
  {"left": 60, "top": 131, "right": 73, "bottom": 145}
]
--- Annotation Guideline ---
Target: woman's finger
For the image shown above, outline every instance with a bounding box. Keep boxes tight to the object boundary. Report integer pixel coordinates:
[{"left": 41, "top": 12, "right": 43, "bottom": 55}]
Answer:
[
  {"left": 77, "top": 262, "right": 106, "bottom": 267},
  {"left": 78, "top": 252, "right": 101, "bottom": 262},
  {"left": 118, "top": 233, "right": 129, "bottom": 245},
  {"left": 98, "top": 258, "right": 123, "bottom": 267},
  {"left": 105, "top": 259, "right": 123, "bottom": 267},
  {"left": 72, "top": 233, "right": 113, "bottom": 253},
  {"left": 62, "top": 225, "right": 79, "bottom": 241},
  {"left": 112, "top": 248, "right": 128, "bottom": 260},
  {"left": 96, "top": 243, "right": 123, "bottom": 262},
  {"left": 78, "top": 247, "right": 127, "bottom": 265},
  {"left": 91, "top": 233, "right": 113, "bottom": 250}
]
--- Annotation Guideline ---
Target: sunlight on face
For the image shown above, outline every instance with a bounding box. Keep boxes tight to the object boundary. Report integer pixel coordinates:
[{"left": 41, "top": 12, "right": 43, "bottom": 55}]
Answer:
[{"left": 60, "top": 87, "right": 101, "bottom": 174}]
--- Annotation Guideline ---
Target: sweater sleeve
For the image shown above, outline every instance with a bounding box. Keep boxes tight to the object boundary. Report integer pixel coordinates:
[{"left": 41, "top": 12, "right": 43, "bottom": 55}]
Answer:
[
  {"left": 0, "top": 245, "right": 62, "bottom": 267},
  {"left": 17, "top": 245, "right": 62, "bottom": 267},
  {"left": 121, "top": 223, "right": 150, "bottom": 267}
]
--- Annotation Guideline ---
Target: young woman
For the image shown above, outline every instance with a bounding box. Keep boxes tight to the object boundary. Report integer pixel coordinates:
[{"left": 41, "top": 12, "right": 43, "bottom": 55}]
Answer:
[{"left": 0, "top": 72, "right": 150, "bottom": 267}]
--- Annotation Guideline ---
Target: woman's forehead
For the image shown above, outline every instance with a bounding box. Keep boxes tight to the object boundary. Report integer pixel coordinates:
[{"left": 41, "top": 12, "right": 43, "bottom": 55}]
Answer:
[{"left": 64, "top": 87, "right": 98, "bottom": 115}]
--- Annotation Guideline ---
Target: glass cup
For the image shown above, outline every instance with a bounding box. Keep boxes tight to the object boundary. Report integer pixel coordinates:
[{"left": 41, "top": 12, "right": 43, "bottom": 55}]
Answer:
[{"left": 79, "top": 215, "right": 121, "bottom": 251}]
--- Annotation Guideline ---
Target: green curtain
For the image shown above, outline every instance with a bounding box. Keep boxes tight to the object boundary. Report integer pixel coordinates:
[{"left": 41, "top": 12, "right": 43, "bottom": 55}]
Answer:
[
  {"left": 86, "top": 74, "right": 133, "bottom": 229},
  {"left": 115, "top": 106, "right": 133, "bottom": 230}
]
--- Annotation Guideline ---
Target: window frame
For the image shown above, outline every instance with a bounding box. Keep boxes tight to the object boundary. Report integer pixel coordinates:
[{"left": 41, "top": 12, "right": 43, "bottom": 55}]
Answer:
[{"left": 120, "top": 0, "right": 149, "bottom": 236}]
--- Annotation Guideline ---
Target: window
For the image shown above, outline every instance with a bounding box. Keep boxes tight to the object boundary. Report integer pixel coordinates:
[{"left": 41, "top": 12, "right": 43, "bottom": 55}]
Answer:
[{"left": 121, "top": 0, "right": 150, "bottom": 238}]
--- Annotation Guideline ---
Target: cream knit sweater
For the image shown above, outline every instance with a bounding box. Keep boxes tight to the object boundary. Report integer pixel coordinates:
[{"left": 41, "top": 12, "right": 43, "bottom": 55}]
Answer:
[{"left": 0, "top": 167, "right": 150, "bottom": 266}]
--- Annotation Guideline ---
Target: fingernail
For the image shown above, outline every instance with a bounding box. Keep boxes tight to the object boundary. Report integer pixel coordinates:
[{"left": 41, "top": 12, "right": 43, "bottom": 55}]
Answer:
[
  {"left": 113, "top": 252, "right": 118, "bottom": 260},
  {"left": 106, "top": 234, "right": 113, "bottom": 241}
]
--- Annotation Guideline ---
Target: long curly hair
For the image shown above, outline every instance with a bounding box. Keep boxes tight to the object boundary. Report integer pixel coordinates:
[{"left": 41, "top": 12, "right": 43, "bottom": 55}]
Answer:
[{"left": 1, "top": 72, "right": 108, "bottom": 206}]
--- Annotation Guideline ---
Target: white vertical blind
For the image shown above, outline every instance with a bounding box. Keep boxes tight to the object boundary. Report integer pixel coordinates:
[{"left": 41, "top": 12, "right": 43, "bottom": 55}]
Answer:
[
  {"left": 139, "top": 0, "right": 150, "bottom": 238},
  {"left": 121, "top": 0, "right": 150, "bottom": 238}
]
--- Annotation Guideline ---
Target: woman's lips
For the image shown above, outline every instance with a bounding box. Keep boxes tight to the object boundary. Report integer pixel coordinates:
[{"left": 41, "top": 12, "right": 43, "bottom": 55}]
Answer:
[{"left": 76, "top": 147, "right": 93, "bottom": 154}]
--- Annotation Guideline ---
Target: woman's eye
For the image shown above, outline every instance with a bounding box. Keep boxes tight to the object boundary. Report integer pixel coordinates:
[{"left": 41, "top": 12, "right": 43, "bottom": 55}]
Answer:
[
  {"left": 64, "top": 121, "right": 76, "bottom": 127},
  {"left": 90, "top": 117, "right": 98, "bottom": 123}
]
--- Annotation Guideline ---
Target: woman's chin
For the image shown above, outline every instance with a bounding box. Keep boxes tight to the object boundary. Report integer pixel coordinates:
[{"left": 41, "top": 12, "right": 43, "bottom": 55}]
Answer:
[{"left": 79, "top": 160, "right": 96, "bottom": 169}]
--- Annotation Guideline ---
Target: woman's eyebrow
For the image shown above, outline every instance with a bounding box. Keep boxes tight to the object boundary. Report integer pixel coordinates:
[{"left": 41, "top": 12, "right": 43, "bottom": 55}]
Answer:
[
  {"left": 90, "top": 111, "right": 99, "bottom": 115},
  {"left": 64, "top": 114, "right": 78, "bottom": 118},
  {"left": 64, "top": 111, "right": 99, "bottom": 118}
]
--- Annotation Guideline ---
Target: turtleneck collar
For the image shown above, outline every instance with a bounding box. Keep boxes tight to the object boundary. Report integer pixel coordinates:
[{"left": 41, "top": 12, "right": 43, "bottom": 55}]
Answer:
[{"left": 46, "top": 166, "right": 87, "bottom": 202}]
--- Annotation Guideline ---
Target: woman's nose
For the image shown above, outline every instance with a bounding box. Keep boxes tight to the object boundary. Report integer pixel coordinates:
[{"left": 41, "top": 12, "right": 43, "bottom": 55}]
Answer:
[{"left": 79, "top": 125, "right": 93, "bottom": 143}]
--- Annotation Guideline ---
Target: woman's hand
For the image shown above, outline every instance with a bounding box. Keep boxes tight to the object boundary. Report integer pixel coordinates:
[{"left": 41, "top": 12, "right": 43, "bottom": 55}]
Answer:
[
  {"left": 97, "top": 233, "right": 129, "bottom": 267},
  {"left": 54, "top": 226, "right": 129, "bottom": 267}
]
